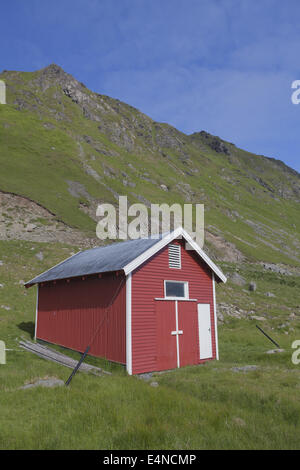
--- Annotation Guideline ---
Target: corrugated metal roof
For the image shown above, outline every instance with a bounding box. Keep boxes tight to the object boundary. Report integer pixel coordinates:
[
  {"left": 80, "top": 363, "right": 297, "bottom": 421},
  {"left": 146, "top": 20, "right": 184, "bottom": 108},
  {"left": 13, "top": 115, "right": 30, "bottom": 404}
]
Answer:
[{"left": 25, "top": 236, "right": 162, "bottom": 286}]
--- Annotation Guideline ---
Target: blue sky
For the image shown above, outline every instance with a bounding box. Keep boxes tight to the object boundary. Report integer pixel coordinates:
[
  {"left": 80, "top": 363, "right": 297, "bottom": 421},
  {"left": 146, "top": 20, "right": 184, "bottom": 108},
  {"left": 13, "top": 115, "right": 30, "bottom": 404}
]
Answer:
[{"left": 1, "top": 0, "right": 300, "bottom": 171}]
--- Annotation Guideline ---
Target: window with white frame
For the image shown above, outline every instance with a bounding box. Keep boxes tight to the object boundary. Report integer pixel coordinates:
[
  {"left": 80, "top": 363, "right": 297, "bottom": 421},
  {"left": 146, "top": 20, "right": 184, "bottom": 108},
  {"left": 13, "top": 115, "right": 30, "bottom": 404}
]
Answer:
[
  {"left": 168, "top": 244, "right": 181, "bottom": 269},
  {"left": 164, "top": 280, "right": 189, "bottom": 299}
]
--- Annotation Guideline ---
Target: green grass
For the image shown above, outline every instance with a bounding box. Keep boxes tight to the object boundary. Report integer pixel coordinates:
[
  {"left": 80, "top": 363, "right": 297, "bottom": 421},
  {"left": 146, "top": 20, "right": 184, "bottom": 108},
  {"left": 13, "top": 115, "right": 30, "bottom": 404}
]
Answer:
[
  {"left": 0, "top": 66, "right": 299, "bottom": 265},
  {"left": 0, "top": 66, "right": 300, "bottom": 449},
  {"left": 0, "top": 239, "right": 300, "bottom": 449}
]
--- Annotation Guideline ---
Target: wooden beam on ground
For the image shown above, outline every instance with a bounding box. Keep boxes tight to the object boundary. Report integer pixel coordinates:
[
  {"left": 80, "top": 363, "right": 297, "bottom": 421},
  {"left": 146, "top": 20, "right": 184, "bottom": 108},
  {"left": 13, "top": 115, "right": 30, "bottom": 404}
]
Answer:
[{"left": 19, "top": 340, "right": 111, "bottom": 376}]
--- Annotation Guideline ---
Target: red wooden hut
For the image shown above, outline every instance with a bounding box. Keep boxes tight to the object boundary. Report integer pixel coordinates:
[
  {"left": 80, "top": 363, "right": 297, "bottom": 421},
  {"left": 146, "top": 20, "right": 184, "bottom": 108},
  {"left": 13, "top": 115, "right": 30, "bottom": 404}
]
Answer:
[{"left": 25, "top": 228, "right": 226, "bottom": 374}]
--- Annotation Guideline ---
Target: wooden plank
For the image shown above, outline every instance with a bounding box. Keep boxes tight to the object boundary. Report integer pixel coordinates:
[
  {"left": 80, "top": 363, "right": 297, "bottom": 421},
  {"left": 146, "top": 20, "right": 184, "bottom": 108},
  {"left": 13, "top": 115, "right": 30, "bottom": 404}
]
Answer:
[{"left": 19, "top": 340, "right": 111, "bottom": 375}]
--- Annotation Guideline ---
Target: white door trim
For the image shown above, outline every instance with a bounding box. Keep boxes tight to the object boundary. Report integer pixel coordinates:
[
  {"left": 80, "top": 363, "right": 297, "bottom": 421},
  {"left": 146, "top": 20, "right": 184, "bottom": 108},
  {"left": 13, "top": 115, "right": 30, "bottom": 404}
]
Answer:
[
  {"left": 126, "top": 273, "right": 132, "bottom": 375},
  {"left": 174, "top": 300, "right": 180, "bottom": 368}
]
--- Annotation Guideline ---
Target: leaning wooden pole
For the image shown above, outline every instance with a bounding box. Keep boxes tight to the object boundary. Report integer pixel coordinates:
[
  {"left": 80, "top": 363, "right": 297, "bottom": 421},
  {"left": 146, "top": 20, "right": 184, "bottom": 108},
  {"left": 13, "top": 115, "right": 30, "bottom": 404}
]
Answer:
[
  {"left": 65, "top": 346, "right": 91, "bottom": 386},
  {"left": 256, "top": 325, "right": 280, "bottom": 348}
]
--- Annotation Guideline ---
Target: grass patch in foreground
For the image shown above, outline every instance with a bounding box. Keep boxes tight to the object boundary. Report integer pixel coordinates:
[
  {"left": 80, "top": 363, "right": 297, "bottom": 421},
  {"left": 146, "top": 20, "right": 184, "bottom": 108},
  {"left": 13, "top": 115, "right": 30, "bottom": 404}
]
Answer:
[
  {"left": 1, "top": 356, "right": 300, "bottom": 450},
  {"left": 0, "top": 239, "right": 300, "bottom": 449}
]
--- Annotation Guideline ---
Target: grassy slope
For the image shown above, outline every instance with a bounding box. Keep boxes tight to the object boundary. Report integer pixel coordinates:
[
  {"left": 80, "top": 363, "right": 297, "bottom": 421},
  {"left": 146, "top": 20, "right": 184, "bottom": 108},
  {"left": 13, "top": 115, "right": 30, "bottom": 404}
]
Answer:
[
  {"left": 0, "top": 240, "right": 300, "bottom": 450},
  {"left": 1, "top": 66, "right": 300, "bottom": 449},
  {"left": 0, "top": 66, "right": 299, "bottom": 264}
]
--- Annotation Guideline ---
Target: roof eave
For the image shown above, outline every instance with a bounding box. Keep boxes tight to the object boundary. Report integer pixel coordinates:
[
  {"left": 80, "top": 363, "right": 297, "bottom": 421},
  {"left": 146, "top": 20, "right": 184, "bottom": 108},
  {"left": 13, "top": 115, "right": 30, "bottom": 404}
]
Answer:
[
  {"left": 25, "top": 268, "right": 126, "bottom": 288},
  {"left": 24, "top": 251, "right": 82, "bottom": 288}
]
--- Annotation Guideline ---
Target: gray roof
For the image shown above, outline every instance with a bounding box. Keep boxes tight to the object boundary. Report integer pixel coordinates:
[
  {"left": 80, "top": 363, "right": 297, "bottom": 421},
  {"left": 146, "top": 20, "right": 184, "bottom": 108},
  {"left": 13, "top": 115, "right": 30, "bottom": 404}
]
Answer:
[{"left": 25, "top": 236, "right": 162, "bottom": 287}]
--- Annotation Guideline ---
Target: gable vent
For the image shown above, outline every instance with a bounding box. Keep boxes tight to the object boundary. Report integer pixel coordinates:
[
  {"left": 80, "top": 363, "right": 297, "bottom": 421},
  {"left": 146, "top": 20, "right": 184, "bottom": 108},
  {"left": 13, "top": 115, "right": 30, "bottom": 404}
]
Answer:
[{"left": 168, "top": 244, "right": 181, "bottom": 269}]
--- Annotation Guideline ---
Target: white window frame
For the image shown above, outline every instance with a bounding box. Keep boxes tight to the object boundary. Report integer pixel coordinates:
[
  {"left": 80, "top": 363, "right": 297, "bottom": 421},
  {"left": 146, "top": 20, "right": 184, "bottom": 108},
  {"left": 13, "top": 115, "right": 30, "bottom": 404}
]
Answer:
[{"left": 164, "top": 280, "right": 189, "bottom": 300}]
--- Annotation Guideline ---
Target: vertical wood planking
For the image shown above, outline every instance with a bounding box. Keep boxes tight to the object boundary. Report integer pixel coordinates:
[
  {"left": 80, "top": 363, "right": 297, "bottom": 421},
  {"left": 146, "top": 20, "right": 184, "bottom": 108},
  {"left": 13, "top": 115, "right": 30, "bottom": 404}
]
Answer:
[{"left": 131, "top": 239, "right": 216, "bottom": 374}]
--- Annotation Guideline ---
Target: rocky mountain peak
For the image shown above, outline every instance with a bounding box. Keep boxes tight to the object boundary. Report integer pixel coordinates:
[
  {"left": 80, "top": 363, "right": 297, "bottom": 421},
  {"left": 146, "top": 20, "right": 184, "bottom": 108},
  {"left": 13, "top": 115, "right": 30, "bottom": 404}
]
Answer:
[
  {"left": 189, "top": 130, "right": 231, "bottom": 155},
  {"left": 40, "top": 63, "right": 65, "bottom": 75},
  {"left": 36, "top": 63, "right": 80, "bottom": 91}
]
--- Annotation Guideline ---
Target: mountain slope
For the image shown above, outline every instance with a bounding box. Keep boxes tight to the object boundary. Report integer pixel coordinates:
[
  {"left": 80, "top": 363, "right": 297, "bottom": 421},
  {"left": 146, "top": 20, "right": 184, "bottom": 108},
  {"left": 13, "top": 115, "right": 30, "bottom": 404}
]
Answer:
[
  {"left": 0, "top": 64, "right": 299, "bottom": 265},
  {"left": 1, "top": 65, "right": 300, "bottom": 450}
]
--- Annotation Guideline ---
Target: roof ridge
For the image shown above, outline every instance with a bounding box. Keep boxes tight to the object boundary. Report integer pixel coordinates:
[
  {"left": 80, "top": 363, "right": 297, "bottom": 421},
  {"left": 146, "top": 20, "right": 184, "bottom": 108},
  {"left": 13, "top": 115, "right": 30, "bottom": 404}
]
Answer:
[
  {"left": 24, "top": 235, "right": 163, "bottom": 287},
  {"left": 25, "top": 228, "right": 227, "bottom": 287}
]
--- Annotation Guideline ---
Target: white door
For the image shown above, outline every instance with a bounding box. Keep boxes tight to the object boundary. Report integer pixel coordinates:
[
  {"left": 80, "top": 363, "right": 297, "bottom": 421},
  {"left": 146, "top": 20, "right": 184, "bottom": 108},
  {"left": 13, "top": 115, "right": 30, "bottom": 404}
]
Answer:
[{"left": 197, "top": 304, "right": 213, "bottom": 359}]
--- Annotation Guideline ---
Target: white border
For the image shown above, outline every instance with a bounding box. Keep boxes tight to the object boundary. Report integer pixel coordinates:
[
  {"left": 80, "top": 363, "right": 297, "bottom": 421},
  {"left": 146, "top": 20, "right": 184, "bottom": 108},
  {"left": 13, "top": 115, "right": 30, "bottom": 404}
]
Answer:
[
  {"left": 124, "top": 227, "right": 227, "bottom": 283},
  {"left": 174, "top": 301, "right": 180, "bottom": 368},
  {"left": 164, "top": 280, "right": 189, "bottom": 299},
  {"left": 155, "top": 298, "right": 197, "bottom": 302},
  {"left": 34, "top": 284, "right": 39, "bottom": 341},
  {"left": 126, "top": 273, "right": 132, "bottom": 375},
  {"left": 212, "top": 272, "right": 219, "bottom": 360}
]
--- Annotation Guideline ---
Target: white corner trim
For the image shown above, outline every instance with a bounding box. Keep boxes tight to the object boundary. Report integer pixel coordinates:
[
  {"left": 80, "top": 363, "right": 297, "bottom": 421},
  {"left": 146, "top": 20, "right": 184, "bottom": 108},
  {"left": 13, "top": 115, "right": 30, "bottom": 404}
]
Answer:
[
  {"left": 126, "top": 273, "right": 132, "bottom": 375},
  {"left": 212, "top": 272, "right": 219, "bottom": 360},
  {"left": 123, "top": 226, "right": 227, "bottom": 283},
  {"left": 34, "top": 284, "right": 39, "bottom": 341}
]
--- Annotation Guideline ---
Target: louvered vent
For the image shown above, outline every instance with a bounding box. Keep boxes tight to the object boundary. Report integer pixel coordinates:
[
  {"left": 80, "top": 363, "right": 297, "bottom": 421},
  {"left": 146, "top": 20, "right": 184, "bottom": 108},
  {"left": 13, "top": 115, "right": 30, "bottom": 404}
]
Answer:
[{"left": 168, "top": 244, "right": 181, "bottom": 269}]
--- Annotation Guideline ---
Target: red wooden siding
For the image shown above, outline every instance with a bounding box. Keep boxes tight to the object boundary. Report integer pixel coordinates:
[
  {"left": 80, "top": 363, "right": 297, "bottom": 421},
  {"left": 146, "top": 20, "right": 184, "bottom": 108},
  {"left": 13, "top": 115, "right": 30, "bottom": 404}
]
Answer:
[
  {"left": 131, "top": 239, "right": 216, "bottom": 374},
  {"left": 155, "top": 300, "right": 177, "bottom": 370},
  {"left": 177, "top": 300, "right": 199, "bottom": 368},
  {"left": 37, "top": 273, "right": 126, "bottom": 363}
]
